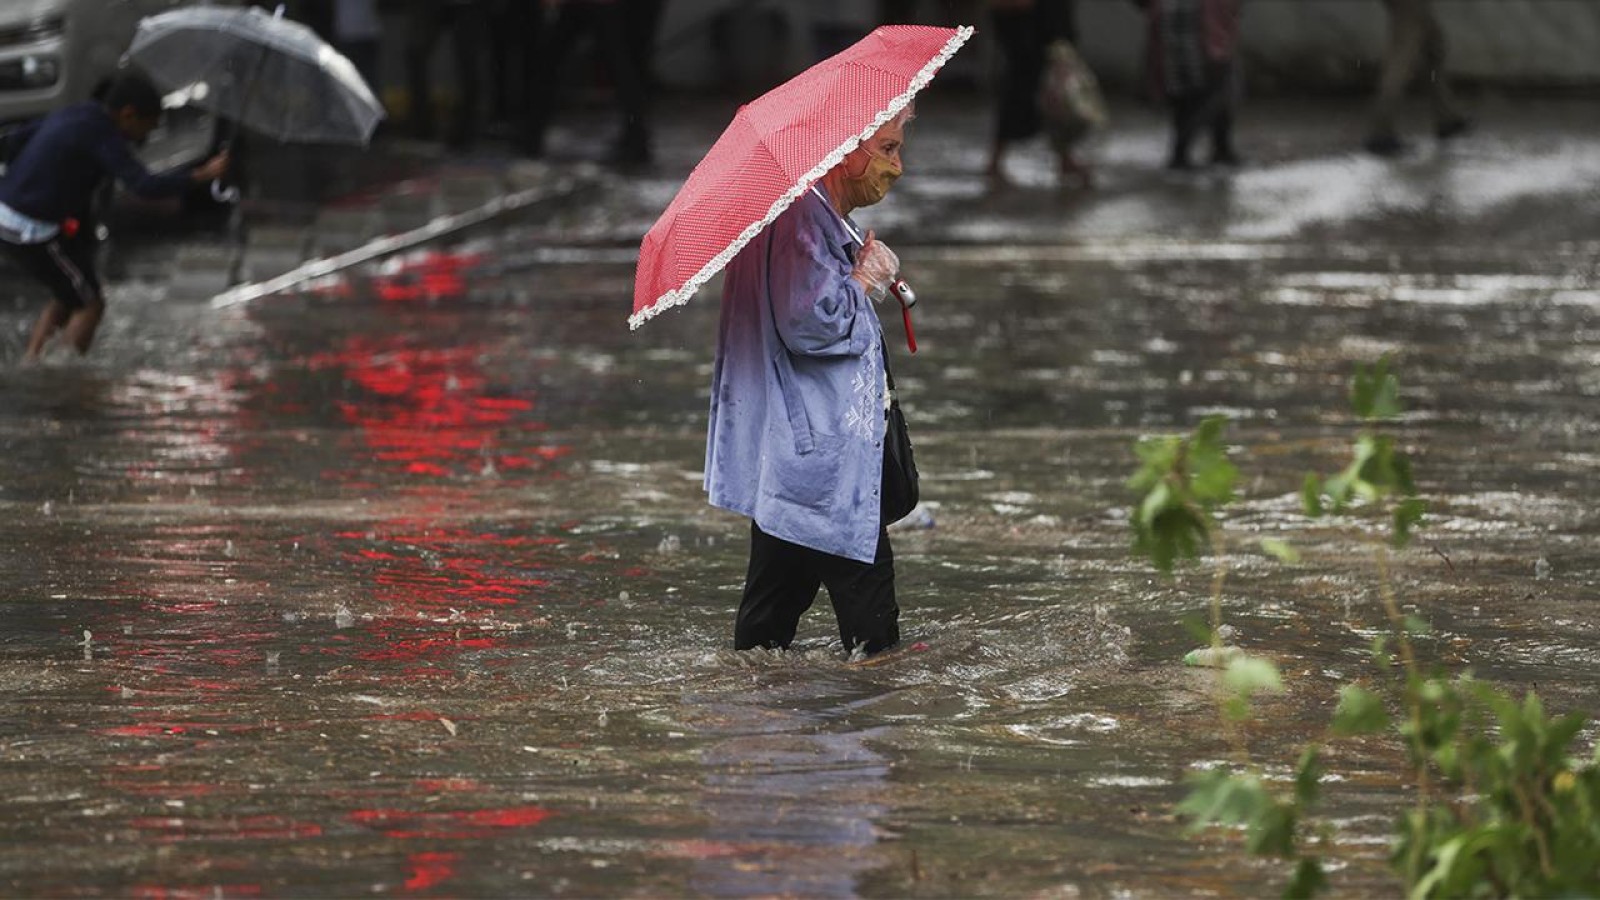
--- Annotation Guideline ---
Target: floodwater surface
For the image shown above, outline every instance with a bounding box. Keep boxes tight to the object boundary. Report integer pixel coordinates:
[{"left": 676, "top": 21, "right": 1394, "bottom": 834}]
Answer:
[{"left": 1, "top": 98, "right": 1597, "bottom": 897}]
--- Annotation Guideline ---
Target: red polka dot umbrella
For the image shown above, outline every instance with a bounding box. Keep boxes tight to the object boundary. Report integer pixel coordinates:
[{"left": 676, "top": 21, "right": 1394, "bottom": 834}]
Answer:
[{"left": 630, "top": 24, "right": 974, "bottom": 330}]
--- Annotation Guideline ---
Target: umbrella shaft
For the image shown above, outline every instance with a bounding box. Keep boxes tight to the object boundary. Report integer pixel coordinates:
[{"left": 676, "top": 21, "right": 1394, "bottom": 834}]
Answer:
[{"left": 223, "top": 40, "right": 275, "bottom": 147}]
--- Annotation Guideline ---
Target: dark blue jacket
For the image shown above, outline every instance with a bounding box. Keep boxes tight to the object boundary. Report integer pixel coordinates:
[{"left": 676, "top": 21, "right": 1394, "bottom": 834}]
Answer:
[{"left": 0, "top": 102, "right": 193, "bottom": 222}]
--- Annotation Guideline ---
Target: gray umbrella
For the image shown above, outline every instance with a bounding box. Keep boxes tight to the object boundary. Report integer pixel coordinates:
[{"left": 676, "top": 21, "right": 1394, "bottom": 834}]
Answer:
[{"left": 126, "top": 4, "right": 384, "bottom": 147}]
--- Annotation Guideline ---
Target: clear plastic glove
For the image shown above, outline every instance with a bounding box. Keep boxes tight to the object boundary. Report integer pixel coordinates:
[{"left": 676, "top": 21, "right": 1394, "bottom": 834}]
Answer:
[{"left": 852, "top": 230, "right": 900, "bottom": 303}]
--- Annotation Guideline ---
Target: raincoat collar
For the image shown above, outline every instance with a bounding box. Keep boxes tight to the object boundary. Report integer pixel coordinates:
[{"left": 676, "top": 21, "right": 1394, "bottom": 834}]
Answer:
[{"left": 807, "top": 185, "right": 863, "bottom": 258}]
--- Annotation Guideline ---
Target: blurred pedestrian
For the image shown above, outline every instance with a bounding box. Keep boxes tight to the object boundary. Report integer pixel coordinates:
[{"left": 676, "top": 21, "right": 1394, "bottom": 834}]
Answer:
[
  {"left": 707, "top": 112, "right": 915, "bottom": 658},
  {"left": 485, "top": 0, "right": 541, "bottom": 137},
  {"left": 521, "top": 0, "right": 662, "bottom": 168},
  {"left": 1364, "top": 0, "right": 1470, "bottom": 157},
  {"left": 985, "top": 0, "right": 1088, "bottom": 187},
  {"left": 0, "top": 73, "right": 229, "bottom": 361},
  {"left": 403, "top": 0, "right": 488, "bottom": 148},
  {"left": 879, "top": 0, "right": 919, "bottom": 25},
  {"left": 332, "top": 0, "right": 384, "bottom": 100},
  {"left": 1140, "top": 0, "right": 1242, "bottom": 170}
]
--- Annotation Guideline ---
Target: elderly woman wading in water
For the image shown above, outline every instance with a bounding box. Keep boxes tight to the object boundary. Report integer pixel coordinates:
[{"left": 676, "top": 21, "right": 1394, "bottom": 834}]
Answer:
[{"left": 703, "top": 110, "right": 915, "bottom": 658}]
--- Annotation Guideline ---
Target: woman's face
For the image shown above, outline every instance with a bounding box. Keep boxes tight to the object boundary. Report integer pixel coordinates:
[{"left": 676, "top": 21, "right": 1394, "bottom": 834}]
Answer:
[{"left": 840, "top": 120, "right": 907, "bottom": 208}]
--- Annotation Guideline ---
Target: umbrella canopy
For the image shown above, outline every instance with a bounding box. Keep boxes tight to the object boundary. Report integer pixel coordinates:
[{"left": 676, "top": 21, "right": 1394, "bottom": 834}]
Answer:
[
  {"left": 126, "top": 5, "right": 383, "bottom": 145},
  {"left": 631, "top": 24, "right": 973, "bottom": 330}
]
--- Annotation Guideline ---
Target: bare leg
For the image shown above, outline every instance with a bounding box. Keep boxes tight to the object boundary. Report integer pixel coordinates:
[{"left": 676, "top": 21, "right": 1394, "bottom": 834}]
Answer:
[
  {"left": 24, "top": 300, "right": 70, "bottom": 362},
  {"left": 62, "top": 301, "right": 105, "bottom": 354}
]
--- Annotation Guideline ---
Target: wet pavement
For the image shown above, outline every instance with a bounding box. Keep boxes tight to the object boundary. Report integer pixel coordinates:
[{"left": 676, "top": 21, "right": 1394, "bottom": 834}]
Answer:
[{"left": 1, "top": 90, "right": 1599, "bottom": 896}]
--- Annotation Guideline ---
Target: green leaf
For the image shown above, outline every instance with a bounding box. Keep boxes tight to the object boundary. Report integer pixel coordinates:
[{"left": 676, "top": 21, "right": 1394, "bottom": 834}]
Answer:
[
  {"left": 1261, "top": 538, "right": 1301, "bottom": 564},
  {"left": 1393, "top": 498, "right": 1425, "bottom": 548},
  {"left": 1351, "top": 356, "right": 1402, "bottom": 421},
  {"left": 1293, "top": 745, "right": 1323, "bottom": 807},
  {"left": 1224, "top": 655, "right": 1285, "bottom": 698},
  {"left": 1284, "top": 857, "right": 1328, "bottom": 900},
  {"left": 1246, "top": 799, "right": 1297, "bottom": 857},
  {"left": 1331, "top": 685, "right": 1390, "bottom": 736},
  {"left": 1176, "top": 769, "right": 1271, "bottom": 831},
  {"left": 1402, "top": 615, "right": 1431, "bottom": 636},
  {"left": 1181, "top": 613, "right": 1213, "bottom": 645},
  {"left": 1301, "top": 472, "right": 1324, "bottom": 517}
]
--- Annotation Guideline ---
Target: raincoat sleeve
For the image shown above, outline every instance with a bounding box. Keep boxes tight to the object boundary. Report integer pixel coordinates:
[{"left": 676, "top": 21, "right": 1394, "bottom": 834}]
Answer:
[{"left": 766, "top": 200, "right": 876, "bottom": 358}]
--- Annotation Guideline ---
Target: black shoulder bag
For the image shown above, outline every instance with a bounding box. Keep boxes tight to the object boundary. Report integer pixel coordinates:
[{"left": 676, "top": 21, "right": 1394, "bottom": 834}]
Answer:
[{"left": 881, "top": 356, "right": 920, "bottom": 525}]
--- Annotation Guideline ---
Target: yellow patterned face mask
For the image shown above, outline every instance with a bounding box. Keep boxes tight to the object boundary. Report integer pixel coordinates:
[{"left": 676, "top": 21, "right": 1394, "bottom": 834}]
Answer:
[{"left": 840, "top": 148, "right": 902, "bottom": 208}]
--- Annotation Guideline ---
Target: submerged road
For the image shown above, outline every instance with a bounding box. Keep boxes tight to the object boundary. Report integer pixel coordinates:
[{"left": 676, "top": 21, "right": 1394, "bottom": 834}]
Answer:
[{"left": 0, "top": 93, "right": 1596, "bottom": 896}]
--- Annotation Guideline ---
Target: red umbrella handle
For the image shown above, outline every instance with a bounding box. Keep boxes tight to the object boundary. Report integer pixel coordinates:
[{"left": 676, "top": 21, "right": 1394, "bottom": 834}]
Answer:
[
  {"left": 900, "top": 303, "right": 917, "bottom": 353},
  {"left": 889, "top": 278, "right": 917, "bottom": 354}
]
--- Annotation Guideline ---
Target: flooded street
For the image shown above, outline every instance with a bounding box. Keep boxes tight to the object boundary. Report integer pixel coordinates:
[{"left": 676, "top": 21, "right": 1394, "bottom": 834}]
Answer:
[{"left": 2, "top": 96, "right": 1598, "bottom": 896}]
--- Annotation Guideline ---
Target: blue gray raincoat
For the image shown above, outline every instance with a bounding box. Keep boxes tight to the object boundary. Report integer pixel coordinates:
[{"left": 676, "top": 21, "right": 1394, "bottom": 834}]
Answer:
[{"left": 704, "top": 189, "right": 888, "bottom": 563}]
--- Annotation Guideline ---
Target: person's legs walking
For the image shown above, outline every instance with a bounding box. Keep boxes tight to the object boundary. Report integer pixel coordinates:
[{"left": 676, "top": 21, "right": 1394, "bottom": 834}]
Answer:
[
  {"left": 404, "top": 1, "right": 443, "bottom": 139},
  {"left": 817, "top": 529, "right": 899, "bottom": 655},
  {"left": 521, "top": 2, "right": 587, "bottom": 158},
  {"left": 735, "top": 522, "right": 824, "bottom": 651},
  {"left": 1367, "top": 0, "right": 1426, "bottom": 155},
  {"left": 1419, "top": 4, "right": 1469, "bottom": 139},
  {"left": 446, "top": 2, "right": 488, "bottom": 148},
  {"left": 601, "top": 2, "right": 654, "bottom": 165}
]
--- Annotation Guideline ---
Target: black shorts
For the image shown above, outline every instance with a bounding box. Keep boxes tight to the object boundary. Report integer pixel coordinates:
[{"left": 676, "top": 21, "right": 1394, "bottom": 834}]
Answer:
[{"left": 4, "top": 233, "right": 101, "bottom": 312}]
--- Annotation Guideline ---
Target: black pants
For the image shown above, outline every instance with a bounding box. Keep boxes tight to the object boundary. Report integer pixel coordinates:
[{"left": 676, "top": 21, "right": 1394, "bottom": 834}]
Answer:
[
  {"left": 735, "top": 522, "right": 899, "bottom": 655},
  {"left": 4, "top": 232, "right": 101, "bottom": 312},
  {"left": 1168, "top": 63, "right": 1237, "bottom": 166}
]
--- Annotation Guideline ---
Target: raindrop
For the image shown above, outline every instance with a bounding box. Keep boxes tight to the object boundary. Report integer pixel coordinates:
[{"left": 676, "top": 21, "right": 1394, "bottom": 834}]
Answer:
[
  {"left": 40, "top": 501, "right": 53, "bottom": 517},
  {"left": 122, "top": 625, "right": 133, "bottom": 636},
  {"left": 224, "top": 540, "right": 237, "bottom": 558},
  {"left": 597, "top": 709, "right": 608, "bottom": 727},
  {"left": 266, "top": 651, "right": 281, "bottom": 671},
  {"left": 566, "top": 623, "right": 578, "bottom": 640},
  {"left": 618, "top": 591, "right": 630, "bottom": 602},
  {"left": 335, "top": 604, "right": 355, "bottom": 629},
  {"left": 657, "top": 534, "right": 681, "bottom": 555},
  {"left": 1534, "top": 557, "right": 1552, "bottom": 580}
]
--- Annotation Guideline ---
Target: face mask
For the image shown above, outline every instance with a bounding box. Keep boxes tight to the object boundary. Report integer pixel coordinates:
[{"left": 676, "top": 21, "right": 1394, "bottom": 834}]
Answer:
[{"left": 840, "top": 149, "right": 901, "bottom": 208}]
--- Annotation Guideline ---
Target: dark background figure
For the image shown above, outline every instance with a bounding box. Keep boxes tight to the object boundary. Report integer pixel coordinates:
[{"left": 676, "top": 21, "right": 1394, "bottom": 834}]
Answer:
[
  {"left": 1365, "top": 0, "right": 1470, "bottom": 156},
  {"left": 485, "top": 0, "right": 541, "bottom": 140},
  {"left": 331, "top": 0, "right": 384, "bottom": 102},
  {"left": 879, "top": 0, "right": 920, "bottom": 25},
  {"left": 521, "top": 0, "right": 664, "bottom": 168},
  {"left": 403, "top": 0, "right": 488, "bottom": 148},
  {"left": 985, "top": 0, "right": 1080, "bottom": 185},
  {"left": 1143, "top": 0, "right": 1242, "bottom": 170}
]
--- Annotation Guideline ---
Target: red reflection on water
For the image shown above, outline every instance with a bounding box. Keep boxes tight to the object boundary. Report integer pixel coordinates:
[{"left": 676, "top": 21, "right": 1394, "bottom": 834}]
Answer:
[
  {"left": 304, "top": 338, "right": 569, "bottom": 482},
  {"left": 403, "top": 852, "right": 460, "bottom": 892},
  {"left": 372, "top": 250, "right": 482, "bottom": 303},
  {"left": 348, "top": 804, "right": 553, "bottom": 840}
]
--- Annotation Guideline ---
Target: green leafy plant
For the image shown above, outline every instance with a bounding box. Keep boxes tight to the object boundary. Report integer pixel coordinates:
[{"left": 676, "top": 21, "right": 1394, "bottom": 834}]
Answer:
[{"left": 1129, "top": 358, "right": 1600, "bottom": 897}]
